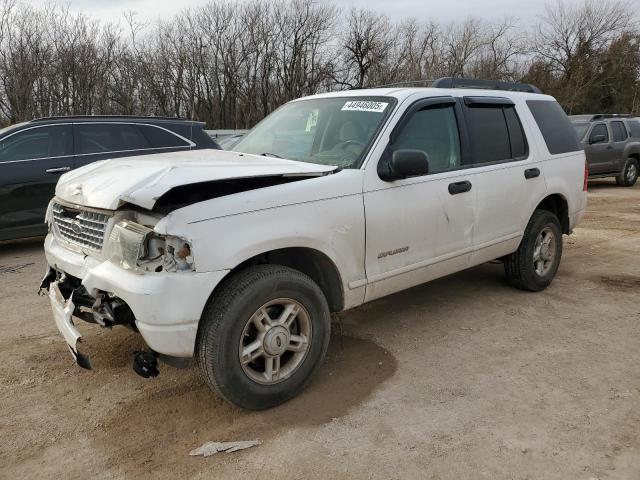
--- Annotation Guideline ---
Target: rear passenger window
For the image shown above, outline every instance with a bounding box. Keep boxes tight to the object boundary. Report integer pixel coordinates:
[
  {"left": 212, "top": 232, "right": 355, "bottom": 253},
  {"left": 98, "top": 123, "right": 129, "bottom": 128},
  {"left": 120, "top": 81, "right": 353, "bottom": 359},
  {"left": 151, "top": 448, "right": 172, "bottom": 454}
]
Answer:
[
  {"left": 504, "top": 106, "right": 527, "bottom": 158},
  {"left": 526, "top": 100, "right": 581, "bottom": 154},
  {"left": 392, "top": 104, "right": 461, "bottom": 173},
  {"left": 466, "top": 105, "right": 510, "bottom": 163},
  {"left": 611, "top": 121, "right": 627, "bottom": 142},
  {"left": 76, "top": 124, "right": 150, "bottom": 154},
  {"left": 627, "top": 120, "right": 640, "bottom": 138},
  {"left": 138, "top": 125, "right": 190, "bottom": 148},
  {"left": 464, "top": 102, "right": 527, "bottom": 163}
]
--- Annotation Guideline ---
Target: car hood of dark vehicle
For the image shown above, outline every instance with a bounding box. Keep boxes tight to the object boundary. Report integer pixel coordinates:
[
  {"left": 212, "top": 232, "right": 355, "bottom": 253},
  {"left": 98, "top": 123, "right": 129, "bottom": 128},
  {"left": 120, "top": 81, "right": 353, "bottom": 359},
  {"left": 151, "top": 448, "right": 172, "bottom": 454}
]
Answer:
[{"left": 55, "top": 149, "right": 335, "bottom": 210}]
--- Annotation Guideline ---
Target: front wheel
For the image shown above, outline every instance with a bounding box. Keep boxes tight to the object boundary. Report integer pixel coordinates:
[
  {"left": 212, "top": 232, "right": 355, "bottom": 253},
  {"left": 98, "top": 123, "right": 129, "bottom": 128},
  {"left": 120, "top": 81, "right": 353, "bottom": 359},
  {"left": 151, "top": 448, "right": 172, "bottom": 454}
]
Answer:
[
  {"left": 504, "top": 210, "right": 563, "bottom": 292},
  {"left": 197, "top": 265, "right": 331, "bottom": 410},
  {"left": 616, "top": 158, "right": 639, "bottom": 187}
]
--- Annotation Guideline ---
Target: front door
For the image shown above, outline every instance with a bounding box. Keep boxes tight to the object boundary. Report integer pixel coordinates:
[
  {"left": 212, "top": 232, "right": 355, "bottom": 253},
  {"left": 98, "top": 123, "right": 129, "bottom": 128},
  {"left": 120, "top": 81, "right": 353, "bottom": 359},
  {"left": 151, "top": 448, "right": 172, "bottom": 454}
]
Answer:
[
  {"left": 585, "top": 123, "right": 615, "bottom": 174},
  {"left": 363, "top": 97, "right": 475, "bottom": 302},
  {"left": 0, "top": 124, "right": 73, "bottom": 239}
]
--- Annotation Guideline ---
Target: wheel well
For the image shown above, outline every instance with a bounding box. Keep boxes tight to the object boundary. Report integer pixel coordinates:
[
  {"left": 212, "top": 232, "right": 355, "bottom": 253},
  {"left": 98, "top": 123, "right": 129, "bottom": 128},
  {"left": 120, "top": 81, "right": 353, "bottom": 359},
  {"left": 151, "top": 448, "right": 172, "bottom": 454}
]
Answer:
[
  {"left": 536, "top": 194, "right": 569, "bottom": 234},
  {"left": 227, "top": 247, "right": 344, "bottom": 312}
]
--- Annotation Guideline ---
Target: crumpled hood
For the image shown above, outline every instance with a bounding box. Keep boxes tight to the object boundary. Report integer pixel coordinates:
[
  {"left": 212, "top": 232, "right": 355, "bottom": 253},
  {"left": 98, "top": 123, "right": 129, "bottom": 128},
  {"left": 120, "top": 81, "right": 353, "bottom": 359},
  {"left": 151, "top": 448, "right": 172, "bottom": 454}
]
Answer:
[{"left": 55, "top": 149, "right": 335, "bottom": 210}]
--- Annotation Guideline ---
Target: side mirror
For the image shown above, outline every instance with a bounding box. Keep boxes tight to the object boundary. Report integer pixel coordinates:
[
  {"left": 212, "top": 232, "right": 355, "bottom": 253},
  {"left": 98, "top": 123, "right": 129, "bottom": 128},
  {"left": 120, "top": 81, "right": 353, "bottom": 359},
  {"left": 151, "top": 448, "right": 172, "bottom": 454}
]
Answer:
[
  {"left": 380, "top": 149, "right": 429, "bottom": 181},
  {"left": 589, "top": 134, "right": 606, "bottom": 144}
]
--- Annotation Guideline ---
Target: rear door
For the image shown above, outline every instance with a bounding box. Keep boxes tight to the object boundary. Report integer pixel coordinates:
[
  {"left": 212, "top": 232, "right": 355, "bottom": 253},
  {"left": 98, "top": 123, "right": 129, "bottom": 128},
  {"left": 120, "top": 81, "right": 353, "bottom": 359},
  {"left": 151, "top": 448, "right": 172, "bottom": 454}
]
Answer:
[
  {"left": 585, "top": 123, "right": 615, "bottom": 174},
  {"left": 0, "top": 124, "right": 73, "bottom": 238},
  {"left": 609, "top": 121, "right": 628, "bottom": 172},
  {"left": 460, "top": 97, "right": 547, "bottom": 264}
]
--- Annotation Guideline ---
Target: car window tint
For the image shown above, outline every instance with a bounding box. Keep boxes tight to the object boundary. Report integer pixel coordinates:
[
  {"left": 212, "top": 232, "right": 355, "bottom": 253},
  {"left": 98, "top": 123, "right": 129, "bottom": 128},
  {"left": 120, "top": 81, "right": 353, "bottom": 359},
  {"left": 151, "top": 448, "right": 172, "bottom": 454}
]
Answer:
[
  {"left": 0, "top": 124, "right": 72, "bottom": 162},
  {"left": 466, "top": 105, "right": 511, "bottom": 163},
  {"left": 392, "top": 104, "right": 461, "bottom": 173},
  {"left": 590, "top": 124, "right": 609, "bottom": 142},
  {"left": 138, "top": 125, "right": 190, "bottom": 148},
  {"left": 627, "top": 120, "right": 640, "bottom": 138},
  {"left": 611, "top": 121, "right": 627, "bottom": 142},
  {"left": 76, "top": 123, "right": 150, "bottom": 154},
  {"left": 503, "top": 106, "right": 527, "bottom": 158},
  {"left": 526, "top": 100, "right": 581, "bottom": 154}
]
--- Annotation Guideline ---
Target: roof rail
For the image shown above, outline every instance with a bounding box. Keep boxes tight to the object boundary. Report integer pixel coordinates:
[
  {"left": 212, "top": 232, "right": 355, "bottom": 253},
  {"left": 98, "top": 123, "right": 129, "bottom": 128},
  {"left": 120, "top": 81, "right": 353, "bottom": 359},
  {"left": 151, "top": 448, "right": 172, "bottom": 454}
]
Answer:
[
  {"left": 373, "top": 79, "right": 435, "bottom": 88},
  {"left": 432, "top": 77, "right": 542, "bottom": 94},
  {"left": 590, "top": 113, "right": 631, "bottom": 120},
  {"left": 29, "top": 114, "right": 189, "bottom": 123}
]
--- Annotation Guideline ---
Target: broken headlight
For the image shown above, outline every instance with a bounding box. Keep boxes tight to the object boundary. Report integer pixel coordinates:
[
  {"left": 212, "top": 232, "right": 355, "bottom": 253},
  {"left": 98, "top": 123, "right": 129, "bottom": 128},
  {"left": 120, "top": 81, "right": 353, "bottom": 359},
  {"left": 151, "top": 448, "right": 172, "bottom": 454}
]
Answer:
[
  {"left": 104, "top": 220, "right": 194, "bottom": 273},
  {"left": 104, "top": 220, "right": 153, "bottom": 270}
]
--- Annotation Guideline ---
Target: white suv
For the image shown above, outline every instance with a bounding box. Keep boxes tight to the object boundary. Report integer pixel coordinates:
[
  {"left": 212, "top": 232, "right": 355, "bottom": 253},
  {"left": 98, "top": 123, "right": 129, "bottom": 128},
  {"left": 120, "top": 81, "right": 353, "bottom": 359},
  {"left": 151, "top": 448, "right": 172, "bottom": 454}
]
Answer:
[{"left": 42, "top": 79, "right": 587, "bottom": 410}]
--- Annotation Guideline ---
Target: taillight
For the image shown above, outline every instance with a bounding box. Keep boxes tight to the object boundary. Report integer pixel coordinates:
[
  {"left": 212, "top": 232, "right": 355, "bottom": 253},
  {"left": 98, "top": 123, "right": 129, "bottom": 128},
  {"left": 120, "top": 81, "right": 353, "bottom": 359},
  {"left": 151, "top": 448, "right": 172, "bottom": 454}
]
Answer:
[{"left": 583, "top": 160, "right": 589, "bottom": 191}]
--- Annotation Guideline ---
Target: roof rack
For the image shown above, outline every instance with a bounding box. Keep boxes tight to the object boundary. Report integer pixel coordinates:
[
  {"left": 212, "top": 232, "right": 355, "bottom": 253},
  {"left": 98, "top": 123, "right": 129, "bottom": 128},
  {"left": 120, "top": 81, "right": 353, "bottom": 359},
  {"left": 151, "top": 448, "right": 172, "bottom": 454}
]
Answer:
[
  {"left": 432, "top": 77, "right": 542, "bottom": 94},
  {"left": 568, "top": 113, "right": 631, "bottom": 122},
  {"left": 590, "top": 114, "right": 631, "bottom": 120},
  {"left": 29, "top": 114, "right": 188, "bottom": 123}
]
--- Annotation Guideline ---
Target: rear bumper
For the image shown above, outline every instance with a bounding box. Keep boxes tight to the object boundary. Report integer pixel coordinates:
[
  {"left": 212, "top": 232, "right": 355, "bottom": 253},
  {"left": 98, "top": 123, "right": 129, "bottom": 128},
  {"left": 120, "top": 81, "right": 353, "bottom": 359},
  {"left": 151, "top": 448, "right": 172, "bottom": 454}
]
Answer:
[{"left": 44, "top": 234, "right": 229, "bottom": 357}]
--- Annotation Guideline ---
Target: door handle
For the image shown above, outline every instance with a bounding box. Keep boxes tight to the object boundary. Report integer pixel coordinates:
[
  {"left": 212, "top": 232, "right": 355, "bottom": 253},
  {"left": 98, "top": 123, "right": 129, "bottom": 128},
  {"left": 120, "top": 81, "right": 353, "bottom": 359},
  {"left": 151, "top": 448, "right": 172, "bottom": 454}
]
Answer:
[
  {"left": 448, "top": 180, "right": 472, "bottom": 195},
  {"left": 45, "top": 167, "right": 71, "bottom": 174},
  {"left": 524, "top": 168, "right": 540, "bottom": 179}
]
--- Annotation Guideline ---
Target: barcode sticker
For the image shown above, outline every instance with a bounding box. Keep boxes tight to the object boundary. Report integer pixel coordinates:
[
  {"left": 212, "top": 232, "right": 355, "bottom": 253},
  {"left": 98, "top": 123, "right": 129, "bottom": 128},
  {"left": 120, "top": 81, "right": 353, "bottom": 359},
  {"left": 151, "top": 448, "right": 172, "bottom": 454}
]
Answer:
[{"left": 341, "top": 101, "right": 388, "bottom": 113}]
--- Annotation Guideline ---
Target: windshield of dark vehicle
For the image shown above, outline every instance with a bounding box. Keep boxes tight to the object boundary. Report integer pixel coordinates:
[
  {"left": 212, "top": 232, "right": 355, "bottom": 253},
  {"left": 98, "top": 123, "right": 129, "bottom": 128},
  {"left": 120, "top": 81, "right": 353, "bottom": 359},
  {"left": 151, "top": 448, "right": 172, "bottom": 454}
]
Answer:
[
  {"left": 232, "top": 97, "right": 395, "bottom": 168},
  {"left": 572, "top": 123, "right": 589, "bottom": 141}
]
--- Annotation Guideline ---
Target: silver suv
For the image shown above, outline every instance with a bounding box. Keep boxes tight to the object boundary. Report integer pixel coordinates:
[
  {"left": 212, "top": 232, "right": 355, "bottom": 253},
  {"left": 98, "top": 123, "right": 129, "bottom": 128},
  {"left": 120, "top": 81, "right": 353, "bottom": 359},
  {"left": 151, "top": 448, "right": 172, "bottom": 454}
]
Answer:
[{"left": 571, "top": 114, "right": 640, "bottom": 187}]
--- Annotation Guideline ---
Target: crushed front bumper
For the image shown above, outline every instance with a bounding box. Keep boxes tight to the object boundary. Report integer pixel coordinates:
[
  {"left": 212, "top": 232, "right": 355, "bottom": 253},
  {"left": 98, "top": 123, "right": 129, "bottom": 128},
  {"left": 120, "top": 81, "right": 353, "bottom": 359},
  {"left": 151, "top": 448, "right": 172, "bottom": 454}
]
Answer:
[
  {"left": 43, "top": 233, "right": 229, "bottom": 359},
  {"left": 48, "top": 280, "right": 91, "bottom": 369}
]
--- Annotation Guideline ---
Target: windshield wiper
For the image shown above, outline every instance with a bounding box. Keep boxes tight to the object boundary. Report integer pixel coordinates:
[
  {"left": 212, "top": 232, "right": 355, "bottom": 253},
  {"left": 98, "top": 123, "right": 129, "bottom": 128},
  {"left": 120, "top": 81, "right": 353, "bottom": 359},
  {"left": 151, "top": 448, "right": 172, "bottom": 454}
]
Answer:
[{"left": 260, "top": 152, "right": 282, "bottom": 158}]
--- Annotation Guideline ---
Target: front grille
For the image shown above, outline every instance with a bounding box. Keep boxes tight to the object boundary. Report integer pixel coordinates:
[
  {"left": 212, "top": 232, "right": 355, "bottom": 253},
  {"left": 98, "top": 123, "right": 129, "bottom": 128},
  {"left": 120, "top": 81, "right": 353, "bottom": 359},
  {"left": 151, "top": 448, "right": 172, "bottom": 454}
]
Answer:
[{"left": 52, "top": 202, "right": 111, "bottom": 251}]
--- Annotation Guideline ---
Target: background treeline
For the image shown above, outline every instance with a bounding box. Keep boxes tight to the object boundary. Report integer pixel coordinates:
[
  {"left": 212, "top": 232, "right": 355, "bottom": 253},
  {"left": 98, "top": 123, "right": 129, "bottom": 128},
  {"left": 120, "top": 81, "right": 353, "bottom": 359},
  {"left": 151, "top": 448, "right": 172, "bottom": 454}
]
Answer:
[{"left": 0, "top": 0, "right": 637, "bottom": 128}]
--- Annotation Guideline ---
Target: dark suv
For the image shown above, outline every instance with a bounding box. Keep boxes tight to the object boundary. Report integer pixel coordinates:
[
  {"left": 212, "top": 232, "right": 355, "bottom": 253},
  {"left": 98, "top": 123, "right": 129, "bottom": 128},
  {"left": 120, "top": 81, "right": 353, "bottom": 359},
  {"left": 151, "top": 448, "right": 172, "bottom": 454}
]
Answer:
[
  {"left": 570, "top": 114, "right": 640, "bottom": 187},
  {"left": 0, "top": 116, "right": 219, "bottom": 241}
]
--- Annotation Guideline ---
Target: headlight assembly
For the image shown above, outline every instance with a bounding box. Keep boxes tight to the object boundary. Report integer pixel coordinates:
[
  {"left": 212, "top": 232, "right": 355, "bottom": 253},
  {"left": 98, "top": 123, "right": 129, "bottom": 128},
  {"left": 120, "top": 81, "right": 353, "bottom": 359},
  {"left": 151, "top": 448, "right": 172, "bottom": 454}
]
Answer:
[
  {"left": 104, "top": 220, "right": 153, "bottom": 271},
  {"left": 104, "top": 220, "right": 194, "bottom": 273}
]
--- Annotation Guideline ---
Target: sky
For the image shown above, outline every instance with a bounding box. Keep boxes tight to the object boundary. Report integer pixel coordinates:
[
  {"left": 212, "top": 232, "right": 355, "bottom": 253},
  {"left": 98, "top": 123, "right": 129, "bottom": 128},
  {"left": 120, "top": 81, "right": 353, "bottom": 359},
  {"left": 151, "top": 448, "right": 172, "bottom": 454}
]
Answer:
[{"left": 23, "top": 0, "right": 599, "bottom": 25}]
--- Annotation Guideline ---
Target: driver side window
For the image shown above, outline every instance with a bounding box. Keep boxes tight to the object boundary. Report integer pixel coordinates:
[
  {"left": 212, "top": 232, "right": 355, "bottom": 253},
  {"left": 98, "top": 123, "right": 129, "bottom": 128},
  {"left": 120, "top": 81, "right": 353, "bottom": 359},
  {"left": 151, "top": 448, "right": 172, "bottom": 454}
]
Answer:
[
  {"left": 391, "top": 105, "right": 461, "bottom": 174},
  {"left": 590, "top": 124, "right": 609, "bottom": 143}
]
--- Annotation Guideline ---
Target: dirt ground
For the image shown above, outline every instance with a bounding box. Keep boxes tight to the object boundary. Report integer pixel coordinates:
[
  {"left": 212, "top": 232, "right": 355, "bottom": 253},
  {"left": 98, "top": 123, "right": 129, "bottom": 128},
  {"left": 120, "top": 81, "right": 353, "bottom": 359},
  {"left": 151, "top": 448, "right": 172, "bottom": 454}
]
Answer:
[{"left": 1, "top": 179, "right": 639, "bottom": 480}]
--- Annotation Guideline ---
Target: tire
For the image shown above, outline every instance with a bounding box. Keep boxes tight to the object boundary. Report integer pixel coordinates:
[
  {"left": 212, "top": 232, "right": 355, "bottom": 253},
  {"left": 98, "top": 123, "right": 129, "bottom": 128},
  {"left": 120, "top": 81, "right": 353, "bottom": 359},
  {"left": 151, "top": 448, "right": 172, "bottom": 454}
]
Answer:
[
  {"left": 196, "top": 264, "right": 331, "bottom": 410},
  {"left": 504, "top": 209, "right": 563, "bottom": 292},
  {"left": 616, "top": 158, "right": 639, "bottom": 187}
]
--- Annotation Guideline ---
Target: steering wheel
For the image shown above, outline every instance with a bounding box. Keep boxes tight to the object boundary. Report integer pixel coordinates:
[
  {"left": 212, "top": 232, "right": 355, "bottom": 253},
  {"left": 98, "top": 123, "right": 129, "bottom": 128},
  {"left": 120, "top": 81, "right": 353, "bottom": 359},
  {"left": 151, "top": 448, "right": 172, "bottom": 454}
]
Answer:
[{"left": 337, "top": 139, "right": 367, "bottom": 150}]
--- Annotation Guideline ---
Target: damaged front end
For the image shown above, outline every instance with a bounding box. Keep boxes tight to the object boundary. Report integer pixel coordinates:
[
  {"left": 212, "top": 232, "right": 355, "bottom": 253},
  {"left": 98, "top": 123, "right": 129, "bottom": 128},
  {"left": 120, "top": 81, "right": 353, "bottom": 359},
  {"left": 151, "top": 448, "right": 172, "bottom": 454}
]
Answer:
[
  {"left": 41, "top": 270, "right": 137, "bottom": 370},
  {"left": 42, "top": 200, "right": 200, "bottom": 376}
]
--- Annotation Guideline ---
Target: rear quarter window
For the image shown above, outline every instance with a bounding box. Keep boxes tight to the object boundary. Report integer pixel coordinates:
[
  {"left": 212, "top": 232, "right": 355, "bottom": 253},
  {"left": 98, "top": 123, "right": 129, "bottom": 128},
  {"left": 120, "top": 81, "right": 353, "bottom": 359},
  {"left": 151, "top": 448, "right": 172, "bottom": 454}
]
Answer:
[
  {"left": 526, "top": 100, "right": 581, "bottom": 155},
  {"left": 138, "top": 125, "right": 190, "bottom": 148}
]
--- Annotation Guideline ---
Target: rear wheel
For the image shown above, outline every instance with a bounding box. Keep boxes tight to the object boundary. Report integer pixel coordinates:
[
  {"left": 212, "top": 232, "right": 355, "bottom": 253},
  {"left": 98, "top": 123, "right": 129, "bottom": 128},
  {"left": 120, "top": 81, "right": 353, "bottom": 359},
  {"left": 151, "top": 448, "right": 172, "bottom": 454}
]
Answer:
[
  {"left": 616, "top": 158, "right": 638, "bottom": 187},
  {"left": 197, "top": 265, "right": 331, "bottom": 410},
  {"left": 504, "top": 210, "right": 563, "bottom": 292}
]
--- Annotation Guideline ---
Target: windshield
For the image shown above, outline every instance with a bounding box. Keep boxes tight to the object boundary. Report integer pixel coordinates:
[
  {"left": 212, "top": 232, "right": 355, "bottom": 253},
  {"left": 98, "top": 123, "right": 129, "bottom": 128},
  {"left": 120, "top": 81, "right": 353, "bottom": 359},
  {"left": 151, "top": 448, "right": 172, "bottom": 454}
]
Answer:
[
  {"left": 233, "top": 96, "right": 395, "bottom": 168},
  {"left": 572, "top": 123, "right": 589, "bottom": 141}
]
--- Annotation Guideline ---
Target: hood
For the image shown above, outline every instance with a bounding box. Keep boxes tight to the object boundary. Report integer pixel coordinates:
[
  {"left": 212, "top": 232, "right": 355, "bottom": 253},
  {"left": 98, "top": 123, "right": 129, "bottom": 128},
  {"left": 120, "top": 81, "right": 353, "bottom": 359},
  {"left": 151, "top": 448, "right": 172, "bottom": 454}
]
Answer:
[{"left": 55, "top": 150, "right": 336, "bottom": 210}]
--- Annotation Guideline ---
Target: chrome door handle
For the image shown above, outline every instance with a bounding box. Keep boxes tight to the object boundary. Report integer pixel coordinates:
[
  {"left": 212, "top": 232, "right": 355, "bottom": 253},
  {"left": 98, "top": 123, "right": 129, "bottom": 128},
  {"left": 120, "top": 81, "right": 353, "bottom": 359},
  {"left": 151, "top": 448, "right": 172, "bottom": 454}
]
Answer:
[{"left": 45, "top": 167, "right": 71, "bottom": 174}]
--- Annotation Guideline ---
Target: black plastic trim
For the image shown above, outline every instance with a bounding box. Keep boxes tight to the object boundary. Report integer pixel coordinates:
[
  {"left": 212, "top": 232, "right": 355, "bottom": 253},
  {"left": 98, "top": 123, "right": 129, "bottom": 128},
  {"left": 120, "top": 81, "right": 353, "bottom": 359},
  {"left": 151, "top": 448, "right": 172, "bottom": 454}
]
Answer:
[{"left": 464, "top": 96, "right": 515, "bottom": 106}]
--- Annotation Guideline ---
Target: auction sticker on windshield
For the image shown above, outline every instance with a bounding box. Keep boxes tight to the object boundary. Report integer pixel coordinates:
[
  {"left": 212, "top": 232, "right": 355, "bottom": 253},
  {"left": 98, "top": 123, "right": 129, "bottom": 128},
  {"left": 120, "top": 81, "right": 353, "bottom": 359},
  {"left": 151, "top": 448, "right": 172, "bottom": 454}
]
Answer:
[{"left": 341, "top": 101, "right": 388, "bottom": 113}]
